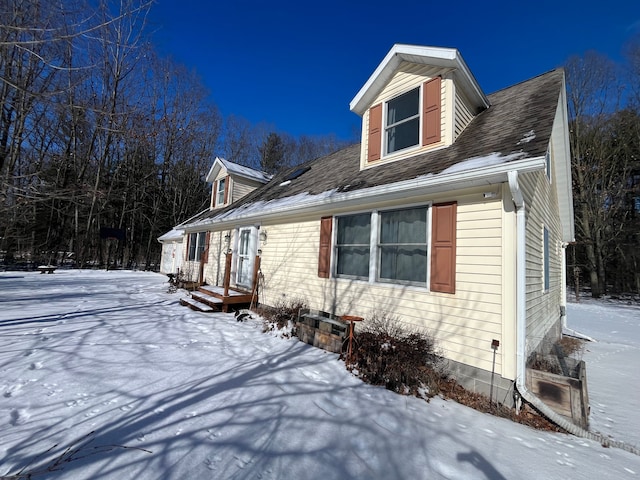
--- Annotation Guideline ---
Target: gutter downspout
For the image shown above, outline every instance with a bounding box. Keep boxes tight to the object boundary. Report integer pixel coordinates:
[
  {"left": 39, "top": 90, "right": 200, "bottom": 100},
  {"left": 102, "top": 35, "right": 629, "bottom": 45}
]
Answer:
[
  {"left": 560, "top": 242, "right": 568, "bottom": 329},
  {"left": 507, "top": 171, "right": 639, "bottom": 455}
]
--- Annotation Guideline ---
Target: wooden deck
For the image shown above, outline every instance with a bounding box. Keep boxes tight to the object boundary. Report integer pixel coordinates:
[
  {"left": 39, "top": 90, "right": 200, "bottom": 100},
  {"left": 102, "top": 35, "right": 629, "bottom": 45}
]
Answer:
[
  {"left": 179, "top": 252, "right": 259, "bottom": 313},
  {"left": 180, "top": 284, "right": 255, "bottom": 313}
]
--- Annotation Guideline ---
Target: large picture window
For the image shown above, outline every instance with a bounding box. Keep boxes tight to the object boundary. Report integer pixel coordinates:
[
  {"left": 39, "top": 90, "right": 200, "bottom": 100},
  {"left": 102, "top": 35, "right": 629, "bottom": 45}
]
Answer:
[
  {"left": 336, "top": 213, "right": 371, "bottom": 278},
  {"left": 319, "top": 202, "right": 455, "bottom": 292},
  {"left": 386, "top": 88, "right": 420, "bottom": 154},
  {"left": 378, "top": 207, "right": 428, "bottom": 284}
]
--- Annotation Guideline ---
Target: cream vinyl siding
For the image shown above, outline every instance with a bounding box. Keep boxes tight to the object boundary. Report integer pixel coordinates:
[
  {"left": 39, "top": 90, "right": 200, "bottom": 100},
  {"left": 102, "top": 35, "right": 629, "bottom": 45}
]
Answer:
[
  {"left": 520, "top": 169, "right": 563, "bottom": 356},
  {"left": 258, "top": 189, "right": 509, "bottom": 377},
  {"left": 232, "top": 181, "right": 255, "bottom": 203},
  {"left": 454, "top": 88, "right": 475, "bottom": 140},
  {"left": 202, "top": 230, "right": 229, "bottom": 286},
  {"left": 361, "top": 62, "right": 449, "bottom": 168}
]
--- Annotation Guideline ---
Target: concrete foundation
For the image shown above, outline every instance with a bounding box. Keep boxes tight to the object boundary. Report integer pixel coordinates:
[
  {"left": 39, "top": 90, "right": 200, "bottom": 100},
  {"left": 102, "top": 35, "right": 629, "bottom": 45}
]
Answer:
[{"left": 445, "top": 359, "right": 516, "bottom": 408}]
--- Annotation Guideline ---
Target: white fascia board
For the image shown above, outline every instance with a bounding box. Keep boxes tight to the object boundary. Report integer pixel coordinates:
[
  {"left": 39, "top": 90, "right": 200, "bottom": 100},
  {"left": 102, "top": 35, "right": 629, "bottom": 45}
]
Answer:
[
  {"left": 207, "top": 156, "right": 271, "bottom": 184},
  {"left": 552, "top": 82, "right": 575, "bottom": 243},
  {"left": 195, "top": 156, "right": 546, "bottom": 229},
  {"left": 349, "top": 44, "right": 489, "bottom": 115},
  {"left": 157, "top": 229, "right": 185, "bottom": 242},
  {"left": 205, "top": 157, "right": 226, "bottom": 183}
]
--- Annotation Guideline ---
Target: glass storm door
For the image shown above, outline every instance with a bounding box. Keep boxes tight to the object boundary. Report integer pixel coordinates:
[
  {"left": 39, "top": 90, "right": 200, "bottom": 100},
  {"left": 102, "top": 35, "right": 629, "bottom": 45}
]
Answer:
[{"left": 236, "top": 228, "right": 255, "bottom": 288}]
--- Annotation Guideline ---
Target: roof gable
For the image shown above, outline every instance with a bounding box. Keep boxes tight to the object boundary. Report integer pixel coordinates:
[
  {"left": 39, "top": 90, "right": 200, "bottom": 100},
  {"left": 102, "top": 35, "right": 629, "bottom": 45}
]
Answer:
[
  {"left": 205, "top": 157, "right": 272, "bottom": 184},
  {"left": 350, "top": 44, "right": 490, "bottom": 116}
]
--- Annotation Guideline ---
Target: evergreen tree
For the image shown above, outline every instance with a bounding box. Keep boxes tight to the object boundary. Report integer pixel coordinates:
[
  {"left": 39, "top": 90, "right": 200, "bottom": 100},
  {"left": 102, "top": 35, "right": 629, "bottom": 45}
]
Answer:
[{"left": 259, "top": 132, "right": 286, "bottom": 174}]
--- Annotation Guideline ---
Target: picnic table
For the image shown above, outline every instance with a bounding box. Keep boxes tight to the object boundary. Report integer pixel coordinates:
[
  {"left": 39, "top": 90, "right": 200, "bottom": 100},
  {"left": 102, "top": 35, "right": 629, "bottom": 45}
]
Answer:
[{"left": 37, "top": 265, "right": 56, "bottom": 274}]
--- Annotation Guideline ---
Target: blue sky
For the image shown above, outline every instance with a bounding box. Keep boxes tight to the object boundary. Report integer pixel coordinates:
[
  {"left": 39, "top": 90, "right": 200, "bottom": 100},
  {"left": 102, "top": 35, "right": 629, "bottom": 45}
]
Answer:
[{"left": 149, "top": 0, "right": 639, "bottom": 141}]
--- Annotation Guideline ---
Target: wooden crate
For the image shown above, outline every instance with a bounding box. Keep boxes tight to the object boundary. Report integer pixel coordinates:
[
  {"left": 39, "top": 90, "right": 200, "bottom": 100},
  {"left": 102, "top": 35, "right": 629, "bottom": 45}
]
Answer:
[{"left": 526, "top": 361, "right": 589, "bottom": 428}]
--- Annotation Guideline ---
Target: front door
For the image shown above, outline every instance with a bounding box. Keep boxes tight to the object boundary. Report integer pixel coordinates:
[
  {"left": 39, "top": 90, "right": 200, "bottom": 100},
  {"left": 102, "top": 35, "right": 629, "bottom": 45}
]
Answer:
[{"left": 236, "top": 227, "right": 256, "bottom": 288}]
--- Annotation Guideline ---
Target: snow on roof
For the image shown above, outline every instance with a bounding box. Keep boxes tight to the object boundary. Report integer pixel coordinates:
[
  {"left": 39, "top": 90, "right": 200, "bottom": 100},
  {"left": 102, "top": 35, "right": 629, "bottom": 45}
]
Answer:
[
  {"left": 157, "top": 228, "right": 184, "bottom": 242},
  {"left": 186, "top": 152, "right": 537, "bottom": 228},
  {"left": 218, "top": 158, "right": 272, "bottom": 183},
  {"left": 440, "top": 151, "right": 527, "bottom": 175},
  {"left": 188, "top": 190, "right": 337, "bottom": 226},
  {"left": 517, "top": 130, "right": 536, "bottom": 145}
]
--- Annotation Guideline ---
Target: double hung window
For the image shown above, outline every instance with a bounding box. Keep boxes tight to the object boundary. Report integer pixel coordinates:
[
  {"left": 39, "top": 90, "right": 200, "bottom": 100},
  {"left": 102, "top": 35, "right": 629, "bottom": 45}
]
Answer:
[
  {"left": 335, "top": 213, "right": 371, "bottom": 278},
  {"left": 378, "top": 207, "right": 428, "bottom": 284},
  {"left": 188, "top": 232, "right": 207, "bottom": 261},
  {"left": 216, "top": 178, "right": 226, "bottom": 206},
  {"left": 367, "top": 77, "right": 441, "bottom": 162},
  {"left": 335, "top": 207, "right": 428, "bottom": 285},
  {"left": 386, "top": 88, "right": 420, "bottom": 154},
  {"left": 324, "top": 202, "right": 455, "bottom": 293}
]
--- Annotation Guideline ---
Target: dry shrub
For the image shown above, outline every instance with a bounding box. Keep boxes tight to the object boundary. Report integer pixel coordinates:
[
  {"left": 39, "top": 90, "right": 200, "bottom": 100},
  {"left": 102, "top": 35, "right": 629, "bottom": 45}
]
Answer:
[
  {"left": 350, "top": 312, "right": 444, "bottom": 397},
  {"left": 529, "top": 335, "right": 586, "bottom": 376},
  {"left": 344, "top": 314, "right": 566, "bottom": 432},
  {"left": 556, "top": 336, "right": 585, "bottom": 358},
  {"left": 257, "top": 298, "right": 307, "bottom": 333}
]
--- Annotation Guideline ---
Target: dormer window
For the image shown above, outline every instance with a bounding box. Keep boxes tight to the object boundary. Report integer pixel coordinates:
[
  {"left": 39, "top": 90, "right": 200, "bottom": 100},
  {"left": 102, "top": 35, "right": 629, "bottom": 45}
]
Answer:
[
  {"left": 386, "top": 88, "right": 420, "bottom": 154},
  {"left": 216, "top": 178, "right": 226, "bottom": 206},
  {"left": 367, "top": 76, "right": 442, "bottom": 163}
]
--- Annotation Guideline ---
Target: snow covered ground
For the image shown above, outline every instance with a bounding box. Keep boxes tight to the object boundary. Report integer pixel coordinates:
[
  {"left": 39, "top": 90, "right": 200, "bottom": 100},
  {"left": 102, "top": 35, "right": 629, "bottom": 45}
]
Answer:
[{"left": 0, "top": 270, "right": 638, "bottom": 479}]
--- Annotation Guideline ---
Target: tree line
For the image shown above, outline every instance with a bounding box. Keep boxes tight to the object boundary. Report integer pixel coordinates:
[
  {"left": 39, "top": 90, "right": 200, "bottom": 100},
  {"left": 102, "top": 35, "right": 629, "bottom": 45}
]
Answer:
[
  {"left": 0, "top": 0, "right": 349, "bottom": 269},
  {"left": 565, "top": 40, "right": 640, "bottom": 297},
  {"left": 2, "top": 1, "right": 639, "bottom": 295}
]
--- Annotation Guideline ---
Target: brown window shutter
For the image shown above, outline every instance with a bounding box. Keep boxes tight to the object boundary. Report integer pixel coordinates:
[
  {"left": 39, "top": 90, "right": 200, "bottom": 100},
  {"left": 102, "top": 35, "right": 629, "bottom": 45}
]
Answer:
[
  {"left": 212, "top": 182, "right": 217, "bottom": 208},
  {"left": 430, "top": 202, "right": 456, "bottom": 293},
  {"left": 203, "top": 231, "right": 210, "bottom": 263},
  {"left": 223, "top": 175, "right": 230, "bottom": 204},
  {"left": 318, "top": 216, "right": 333, "bottom": 278},
  {"left": 423, "top": 77, "right": 441, "bottom": 146},
  {"left": 367, "top": 104, "right": 382, "bottom": 162}
]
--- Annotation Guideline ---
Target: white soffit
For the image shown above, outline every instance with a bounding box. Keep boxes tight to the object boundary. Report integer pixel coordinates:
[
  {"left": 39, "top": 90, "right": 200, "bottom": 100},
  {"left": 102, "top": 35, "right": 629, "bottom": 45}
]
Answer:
[{"left": 350, "top": 44, "right": 490, "bottom": 115}]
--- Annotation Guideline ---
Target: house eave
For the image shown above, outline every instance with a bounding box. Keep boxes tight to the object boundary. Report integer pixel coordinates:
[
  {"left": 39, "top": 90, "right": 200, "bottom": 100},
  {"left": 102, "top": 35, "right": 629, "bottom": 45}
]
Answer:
[{"left": 185, "top": 156, "right": 546, "bottom": 231}]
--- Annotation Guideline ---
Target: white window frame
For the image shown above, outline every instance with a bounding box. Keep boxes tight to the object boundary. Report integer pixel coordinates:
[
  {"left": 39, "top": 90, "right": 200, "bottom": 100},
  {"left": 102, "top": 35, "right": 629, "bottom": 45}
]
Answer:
[
  {"left": 235, "top": 226, "right": 258, "bottom": 288},
  {"left": 334, "top": 203, "right": 432, "bottom": 288},
  {"left": 216, "top": 178, "right": 226, "bottom": 206},
  {"left": 334, "top": 212, "right": 372, "bottom": 280},
  {"left": 384, "top": 86, "right": 422, "bottom": 156},
  {"left": 187, "top": 232, "right": 207, "bottom": 261},
  {"left": 376, "top": 206, "right": 430, "bottom": 286}
]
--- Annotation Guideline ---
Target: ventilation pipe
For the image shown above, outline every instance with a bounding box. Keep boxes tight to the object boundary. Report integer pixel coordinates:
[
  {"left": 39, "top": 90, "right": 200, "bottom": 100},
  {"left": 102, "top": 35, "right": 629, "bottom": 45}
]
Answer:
[{"left": 507, "top": 171, "right": 639, "bottom": 455}]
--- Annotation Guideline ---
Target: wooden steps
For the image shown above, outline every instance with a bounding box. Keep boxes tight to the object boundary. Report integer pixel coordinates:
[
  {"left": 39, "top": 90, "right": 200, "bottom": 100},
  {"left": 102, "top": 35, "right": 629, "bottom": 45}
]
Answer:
[
  {"left": 180, "top": 284, "right": 255, "bottom": 313},
  {"left": 180, "top": 296, "right": 215, "bottom": 312}
]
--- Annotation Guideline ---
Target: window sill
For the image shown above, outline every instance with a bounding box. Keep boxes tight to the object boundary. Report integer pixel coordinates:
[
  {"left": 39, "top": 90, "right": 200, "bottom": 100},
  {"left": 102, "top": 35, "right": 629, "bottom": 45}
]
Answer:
[{"left": 334, "top": 275, "right": 430, "bottom": 293}]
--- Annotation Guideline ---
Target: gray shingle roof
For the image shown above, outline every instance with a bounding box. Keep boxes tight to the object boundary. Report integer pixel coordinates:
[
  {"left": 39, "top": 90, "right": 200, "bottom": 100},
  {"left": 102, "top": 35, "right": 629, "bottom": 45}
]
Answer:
[{"left": 184, "top": 68, "right": 564, "bottom": 228}]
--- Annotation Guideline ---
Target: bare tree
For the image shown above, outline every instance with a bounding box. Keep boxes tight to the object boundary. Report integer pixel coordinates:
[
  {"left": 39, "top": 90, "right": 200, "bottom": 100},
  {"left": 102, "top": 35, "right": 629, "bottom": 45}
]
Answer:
[{"left": 566, "top": 52, "right": 631, "bottom": 297}]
